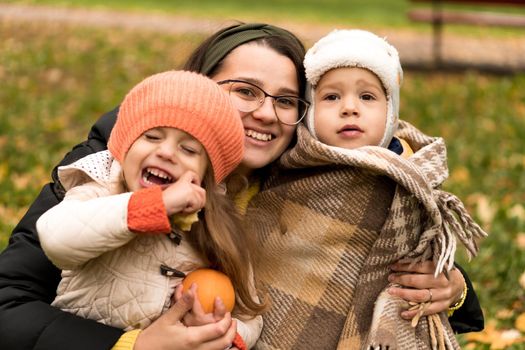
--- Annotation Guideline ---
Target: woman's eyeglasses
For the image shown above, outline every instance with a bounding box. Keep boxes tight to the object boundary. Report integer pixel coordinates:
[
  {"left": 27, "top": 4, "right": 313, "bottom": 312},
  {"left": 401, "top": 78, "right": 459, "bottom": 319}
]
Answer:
[{"left": 218, "top": 79, "right": 310, "bottom": 126}]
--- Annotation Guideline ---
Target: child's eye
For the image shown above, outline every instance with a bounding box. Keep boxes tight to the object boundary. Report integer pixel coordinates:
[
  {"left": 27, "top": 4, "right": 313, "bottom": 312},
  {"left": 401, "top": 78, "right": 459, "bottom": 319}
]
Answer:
[
  {"left": 323, "top": 93, "right": 339, "bottom": 101},
  {"left": 361, "top": 93, "right": 375, "bottom": 101},
  {"left": 144, "top": 132, "right": 161, "bottom": 140},
  {"left": 181, "top": 145, "right": 198, "bottom": 155}
]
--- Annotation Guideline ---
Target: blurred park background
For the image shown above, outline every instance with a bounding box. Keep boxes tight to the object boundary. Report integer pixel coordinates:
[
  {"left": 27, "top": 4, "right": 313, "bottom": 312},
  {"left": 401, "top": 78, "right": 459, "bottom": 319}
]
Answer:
[{"left": 1, "top": 0, "right": 525, "bottom": 348}]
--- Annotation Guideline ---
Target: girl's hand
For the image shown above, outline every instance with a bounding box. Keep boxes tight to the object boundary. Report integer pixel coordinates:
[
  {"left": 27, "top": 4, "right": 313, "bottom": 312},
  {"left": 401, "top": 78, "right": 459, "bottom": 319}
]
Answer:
[
  {"left": 387, "top": 261, "right": 465, "bottom": 319},
  {"left": 173, "top": 284, "right": 228, "bottom": 327},
  {"left": 162, "top": 171, "right": 206, "bottom": 216},
  {"left": 134, "top": 287, "right": 236, "bottom": 350}
]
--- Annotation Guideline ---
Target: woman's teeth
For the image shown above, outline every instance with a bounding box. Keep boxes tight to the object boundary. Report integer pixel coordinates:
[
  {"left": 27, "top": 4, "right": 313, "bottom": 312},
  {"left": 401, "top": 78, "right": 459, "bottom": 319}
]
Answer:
[{"left": 246, "top": 129, "right": 273, "bottom": 141}]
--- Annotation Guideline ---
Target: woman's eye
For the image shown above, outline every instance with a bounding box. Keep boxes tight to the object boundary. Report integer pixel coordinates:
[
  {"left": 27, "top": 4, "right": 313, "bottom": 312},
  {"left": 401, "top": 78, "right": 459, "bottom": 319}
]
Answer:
[
  {"left": 234, "top": 87, "right": 257, "bottom": 98},
  {"left": 275, "top": 97, "right": 298, "bottom": 109}
]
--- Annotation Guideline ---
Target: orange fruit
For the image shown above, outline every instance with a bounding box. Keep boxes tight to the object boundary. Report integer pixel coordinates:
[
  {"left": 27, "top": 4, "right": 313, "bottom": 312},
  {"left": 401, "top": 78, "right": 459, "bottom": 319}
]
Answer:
[{"left": 181, "top": 268, "right": 235, "bottom": 313}]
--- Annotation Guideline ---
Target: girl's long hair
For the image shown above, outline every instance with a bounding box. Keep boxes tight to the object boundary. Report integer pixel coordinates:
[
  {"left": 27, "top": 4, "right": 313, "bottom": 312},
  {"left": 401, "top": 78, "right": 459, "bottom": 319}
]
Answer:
[{"left": 186, "top": 169, "right": 267, "bottom": 316}]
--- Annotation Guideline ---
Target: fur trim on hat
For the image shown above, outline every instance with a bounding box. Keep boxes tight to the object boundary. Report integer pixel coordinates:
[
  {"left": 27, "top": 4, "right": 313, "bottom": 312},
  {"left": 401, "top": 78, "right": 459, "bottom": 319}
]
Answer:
[{"left": 304, "top": 29, "right": 403, "bottom": 148}]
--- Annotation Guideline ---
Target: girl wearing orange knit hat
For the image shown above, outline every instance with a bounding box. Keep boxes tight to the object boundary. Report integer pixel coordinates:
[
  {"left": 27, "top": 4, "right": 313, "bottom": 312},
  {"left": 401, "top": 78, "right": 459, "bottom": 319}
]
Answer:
[{"left": 36, "top": 70, "right": 265, "bottom": 350}]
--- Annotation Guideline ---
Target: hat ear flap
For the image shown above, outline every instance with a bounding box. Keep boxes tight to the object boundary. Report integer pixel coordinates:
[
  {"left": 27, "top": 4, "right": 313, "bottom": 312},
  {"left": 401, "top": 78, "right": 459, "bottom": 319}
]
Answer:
[{"left": 305, "top": 82, "right": 318, "bottom": 138}]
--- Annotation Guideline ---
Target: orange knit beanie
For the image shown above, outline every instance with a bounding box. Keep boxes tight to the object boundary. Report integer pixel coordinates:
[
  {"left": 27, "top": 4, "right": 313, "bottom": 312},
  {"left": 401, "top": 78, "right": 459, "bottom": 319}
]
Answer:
[{"left": 108, "top": 70, "right": 244, "bottom": 183}]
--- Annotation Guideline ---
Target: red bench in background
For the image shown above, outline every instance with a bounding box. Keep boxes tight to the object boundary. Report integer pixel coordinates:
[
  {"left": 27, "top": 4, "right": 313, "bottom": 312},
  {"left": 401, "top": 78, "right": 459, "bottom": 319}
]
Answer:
[{"left": 408, "top": 0, "right": 525, "bottom": 66}]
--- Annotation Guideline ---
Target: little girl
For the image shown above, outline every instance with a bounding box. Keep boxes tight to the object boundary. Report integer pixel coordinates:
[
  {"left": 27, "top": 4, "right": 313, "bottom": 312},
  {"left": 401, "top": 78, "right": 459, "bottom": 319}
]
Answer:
[{"left": 37, "top": 70, "right": 264, "bottom": 349}]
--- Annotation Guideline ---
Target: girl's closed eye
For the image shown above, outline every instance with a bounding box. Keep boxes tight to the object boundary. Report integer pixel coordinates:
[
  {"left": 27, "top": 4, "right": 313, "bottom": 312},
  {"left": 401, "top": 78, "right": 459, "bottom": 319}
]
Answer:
[
  {"left": 180, "top": 142, "right": 203, "bottom": 155},
  {"left": 143, "top": 130, "right": 163, "bottom": 141}
]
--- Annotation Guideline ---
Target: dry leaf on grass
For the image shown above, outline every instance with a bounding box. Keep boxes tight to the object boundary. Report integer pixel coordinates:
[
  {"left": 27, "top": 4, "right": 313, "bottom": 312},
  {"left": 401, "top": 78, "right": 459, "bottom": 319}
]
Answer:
[{"left": 465, "top": 321, "right": 525, "bottom": 349}]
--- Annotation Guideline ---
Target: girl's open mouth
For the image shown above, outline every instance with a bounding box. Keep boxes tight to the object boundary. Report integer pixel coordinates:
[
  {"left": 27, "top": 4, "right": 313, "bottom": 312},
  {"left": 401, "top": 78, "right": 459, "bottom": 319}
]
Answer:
[{"left": 141, "top": 167, "right": 175, "bottom": 186}]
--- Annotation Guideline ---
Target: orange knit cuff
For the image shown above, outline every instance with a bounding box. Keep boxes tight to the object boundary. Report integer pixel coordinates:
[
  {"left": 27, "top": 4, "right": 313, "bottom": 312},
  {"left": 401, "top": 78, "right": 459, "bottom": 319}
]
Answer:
[
  {"left": 232, "top": 332, "right": 247, "bottom": 350},
  {"left": 128, "top": 186, "right": 171, "bottom": 234}
]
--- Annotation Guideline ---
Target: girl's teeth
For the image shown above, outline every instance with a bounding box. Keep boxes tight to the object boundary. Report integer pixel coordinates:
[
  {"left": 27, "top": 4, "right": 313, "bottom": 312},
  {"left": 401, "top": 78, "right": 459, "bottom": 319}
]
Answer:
[
  {"left": 246, "top": 130, "right": 273, "bottom": 141},
  {"left": 144, "top": 168, "right": 173, "bottom": 184},
  {"left": 142, "top": 173, "right": 152, "bottom": 185}
]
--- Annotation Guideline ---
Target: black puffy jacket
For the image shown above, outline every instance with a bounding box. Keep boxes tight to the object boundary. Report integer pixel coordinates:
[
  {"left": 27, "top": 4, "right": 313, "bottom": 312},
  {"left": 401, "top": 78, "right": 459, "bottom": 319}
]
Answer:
[{"left": 0, "top": 108, "right": 483, "bottom": 349}]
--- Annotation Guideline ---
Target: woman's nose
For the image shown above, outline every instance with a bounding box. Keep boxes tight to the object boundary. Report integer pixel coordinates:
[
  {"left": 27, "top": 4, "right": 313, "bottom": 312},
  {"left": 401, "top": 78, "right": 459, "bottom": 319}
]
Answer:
[{"left": 250, "top": 97, "right": 278, "bottom": 123}]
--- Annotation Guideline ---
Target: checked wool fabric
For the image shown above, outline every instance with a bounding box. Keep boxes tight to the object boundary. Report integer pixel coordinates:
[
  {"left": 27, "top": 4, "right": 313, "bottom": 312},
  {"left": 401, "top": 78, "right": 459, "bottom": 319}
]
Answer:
[{"left": 248, "top": 121, "right": 486, "bottom": 349}]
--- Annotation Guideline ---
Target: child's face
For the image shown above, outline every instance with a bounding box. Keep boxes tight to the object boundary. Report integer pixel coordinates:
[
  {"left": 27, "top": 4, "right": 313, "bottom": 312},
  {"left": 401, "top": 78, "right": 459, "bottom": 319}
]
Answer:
[
  {"left": 313, "top": 67, "right": 388, "bottom": 149},
  {"left": 122, "top": 127, "right": 209, "bottom": 192}
]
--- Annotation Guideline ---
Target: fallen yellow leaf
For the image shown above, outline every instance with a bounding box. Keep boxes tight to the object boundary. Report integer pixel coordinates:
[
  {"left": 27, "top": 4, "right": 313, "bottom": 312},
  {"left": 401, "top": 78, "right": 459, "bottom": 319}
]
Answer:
[
  {"left": 450, "top": 166, "right": 470, "bottom": 182},
  {"left": 517, "top": 233, "right": 525, "bottom": 250},
  {"left": 491, "top": 330, "right": 523, "bottom": 350},
  {"left": 465, "top": 321, "right": 525, "bottom": 349},
  {"left": 467, "top": 193, "right": 496, "bottom": 228},
  {"left": 496, "top": 308, "right": 514, "bottom": 320},
  {"left": 465, "top": 322, "right": 498, "bottom": 343},
  {"left": 509, "top": 204, "right": 525, "bottom": 221},
  {"left": 520, "top": 271, "right": 525, "bottom": 290},
  {"left": 516, "top": 312, "right": 525, "bottom": 332},
  {"left": 0, "top": 162, "right": 8, "bottom": 180}
]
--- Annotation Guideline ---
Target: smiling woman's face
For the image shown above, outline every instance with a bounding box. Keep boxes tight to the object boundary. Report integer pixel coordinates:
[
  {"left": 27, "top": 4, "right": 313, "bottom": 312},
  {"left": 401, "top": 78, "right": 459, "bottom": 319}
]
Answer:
[{"left": 212, "top": 43, "right": 299, "bottom": 176}]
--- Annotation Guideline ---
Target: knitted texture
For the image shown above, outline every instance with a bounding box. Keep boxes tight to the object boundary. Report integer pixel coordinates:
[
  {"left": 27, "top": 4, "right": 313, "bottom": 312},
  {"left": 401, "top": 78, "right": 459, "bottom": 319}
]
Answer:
[
  {"left": 128, "top": 186, "right": 171, "bottom": 234},
  {"left": 304, "top": 29, "right": 403, "bottom": 148},
  {"left": 248, "top": 121, "right": 486, "bottom": 349},
  {"left": 108, "top": 70, "right": 244, "bottom": 183},
  {"left": 111, "top": 330, "right": 141, "bottom": 350},
  {"left": 232, "top": 332, "right": 247, "bottom": 350}
]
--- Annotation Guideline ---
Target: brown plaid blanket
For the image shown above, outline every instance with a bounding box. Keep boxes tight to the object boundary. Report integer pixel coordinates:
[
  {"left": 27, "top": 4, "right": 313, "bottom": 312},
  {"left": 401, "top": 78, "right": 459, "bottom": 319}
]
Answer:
[{"left": 247, "top": 121, "right": 486, "bottom": 349}]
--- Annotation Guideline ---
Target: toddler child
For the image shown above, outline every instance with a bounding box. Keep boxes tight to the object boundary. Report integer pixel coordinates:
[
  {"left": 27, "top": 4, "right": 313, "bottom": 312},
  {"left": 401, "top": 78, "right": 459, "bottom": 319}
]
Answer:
[
  {"left": 37, "top": 70, "right": 264, "bottom": 349},
  {"left": 250, "top": 30, "right": 486, "bottom": 350}
]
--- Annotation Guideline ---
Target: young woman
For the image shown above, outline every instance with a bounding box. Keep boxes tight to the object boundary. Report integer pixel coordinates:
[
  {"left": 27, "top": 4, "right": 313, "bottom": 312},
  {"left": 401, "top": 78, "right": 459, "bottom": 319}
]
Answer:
[{"left": 0, "top": 23, "right": 482, "bottom": 350}]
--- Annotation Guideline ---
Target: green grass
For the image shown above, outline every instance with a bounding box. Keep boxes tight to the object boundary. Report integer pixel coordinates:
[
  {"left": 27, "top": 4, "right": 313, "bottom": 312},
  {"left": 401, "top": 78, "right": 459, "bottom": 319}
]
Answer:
[
  {"left": 402, "top": 72, "right": 525, "bottom": 346},
  {"left": 0, "top": 21, "right": 205, "bottom": 248},
  {"left": 5, "top": 0, "right": 525, "bottom": 35},
  {"left": 3, "top": 0, "right": 412, "bottom": 27},
  {"left": 1, "top": 7, "right": 525, "bottom": 349}
]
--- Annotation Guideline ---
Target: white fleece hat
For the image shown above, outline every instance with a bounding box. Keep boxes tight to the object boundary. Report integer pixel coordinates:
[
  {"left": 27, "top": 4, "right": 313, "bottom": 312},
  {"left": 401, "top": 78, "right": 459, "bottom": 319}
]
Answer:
[{"left": 304, "top": 29, "right": 403, "bottom": 148}]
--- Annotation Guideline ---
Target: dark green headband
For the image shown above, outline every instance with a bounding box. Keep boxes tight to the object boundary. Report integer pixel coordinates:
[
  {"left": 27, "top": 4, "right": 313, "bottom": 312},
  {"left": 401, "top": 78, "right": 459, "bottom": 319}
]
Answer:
[{"left": 201, "top": 23, "right": 299, "bottom": 75}]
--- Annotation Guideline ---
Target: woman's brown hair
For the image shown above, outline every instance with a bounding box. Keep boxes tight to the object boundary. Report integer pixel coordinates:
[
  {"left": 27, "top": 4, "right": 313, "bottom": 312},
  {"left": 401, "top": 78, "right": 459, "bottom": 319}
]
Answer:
[
  {"left": 183, "top": 22, "right": 308, "bottom": 315},
  {"left": 186, "top": 169, "right": 267, "bottom": 316},
  {"left": 184, "top": 22, "right": 307, "bottom": 99}
]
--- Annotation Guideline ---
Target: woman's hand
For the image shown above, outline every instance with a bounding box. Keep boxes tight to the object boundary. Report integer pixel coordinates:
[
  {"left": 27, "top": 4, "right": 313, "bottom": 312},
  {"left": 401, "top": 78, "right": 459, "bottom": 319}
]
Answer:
[
  {"left": 134, "top": 287, "right": 236, "bottom": 350},
  {"left": 387, "top": 261, "right": 465, "bottom": 319},
  {"left": 173, "top": 284, "right": 228, "bottom": 327}
]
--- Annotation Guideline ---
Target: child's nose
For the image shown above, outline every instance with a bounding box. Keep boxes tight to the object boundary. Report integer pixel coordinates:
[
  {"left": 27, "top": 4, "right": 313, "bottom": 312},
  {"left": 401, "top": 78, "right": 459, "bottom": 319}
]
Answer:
[
  {"left": 341, "top": 97, "right": 358, "bottom": 117},
  {"left": 156, "top": 141, "right": 178, "bottom": 162}
]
